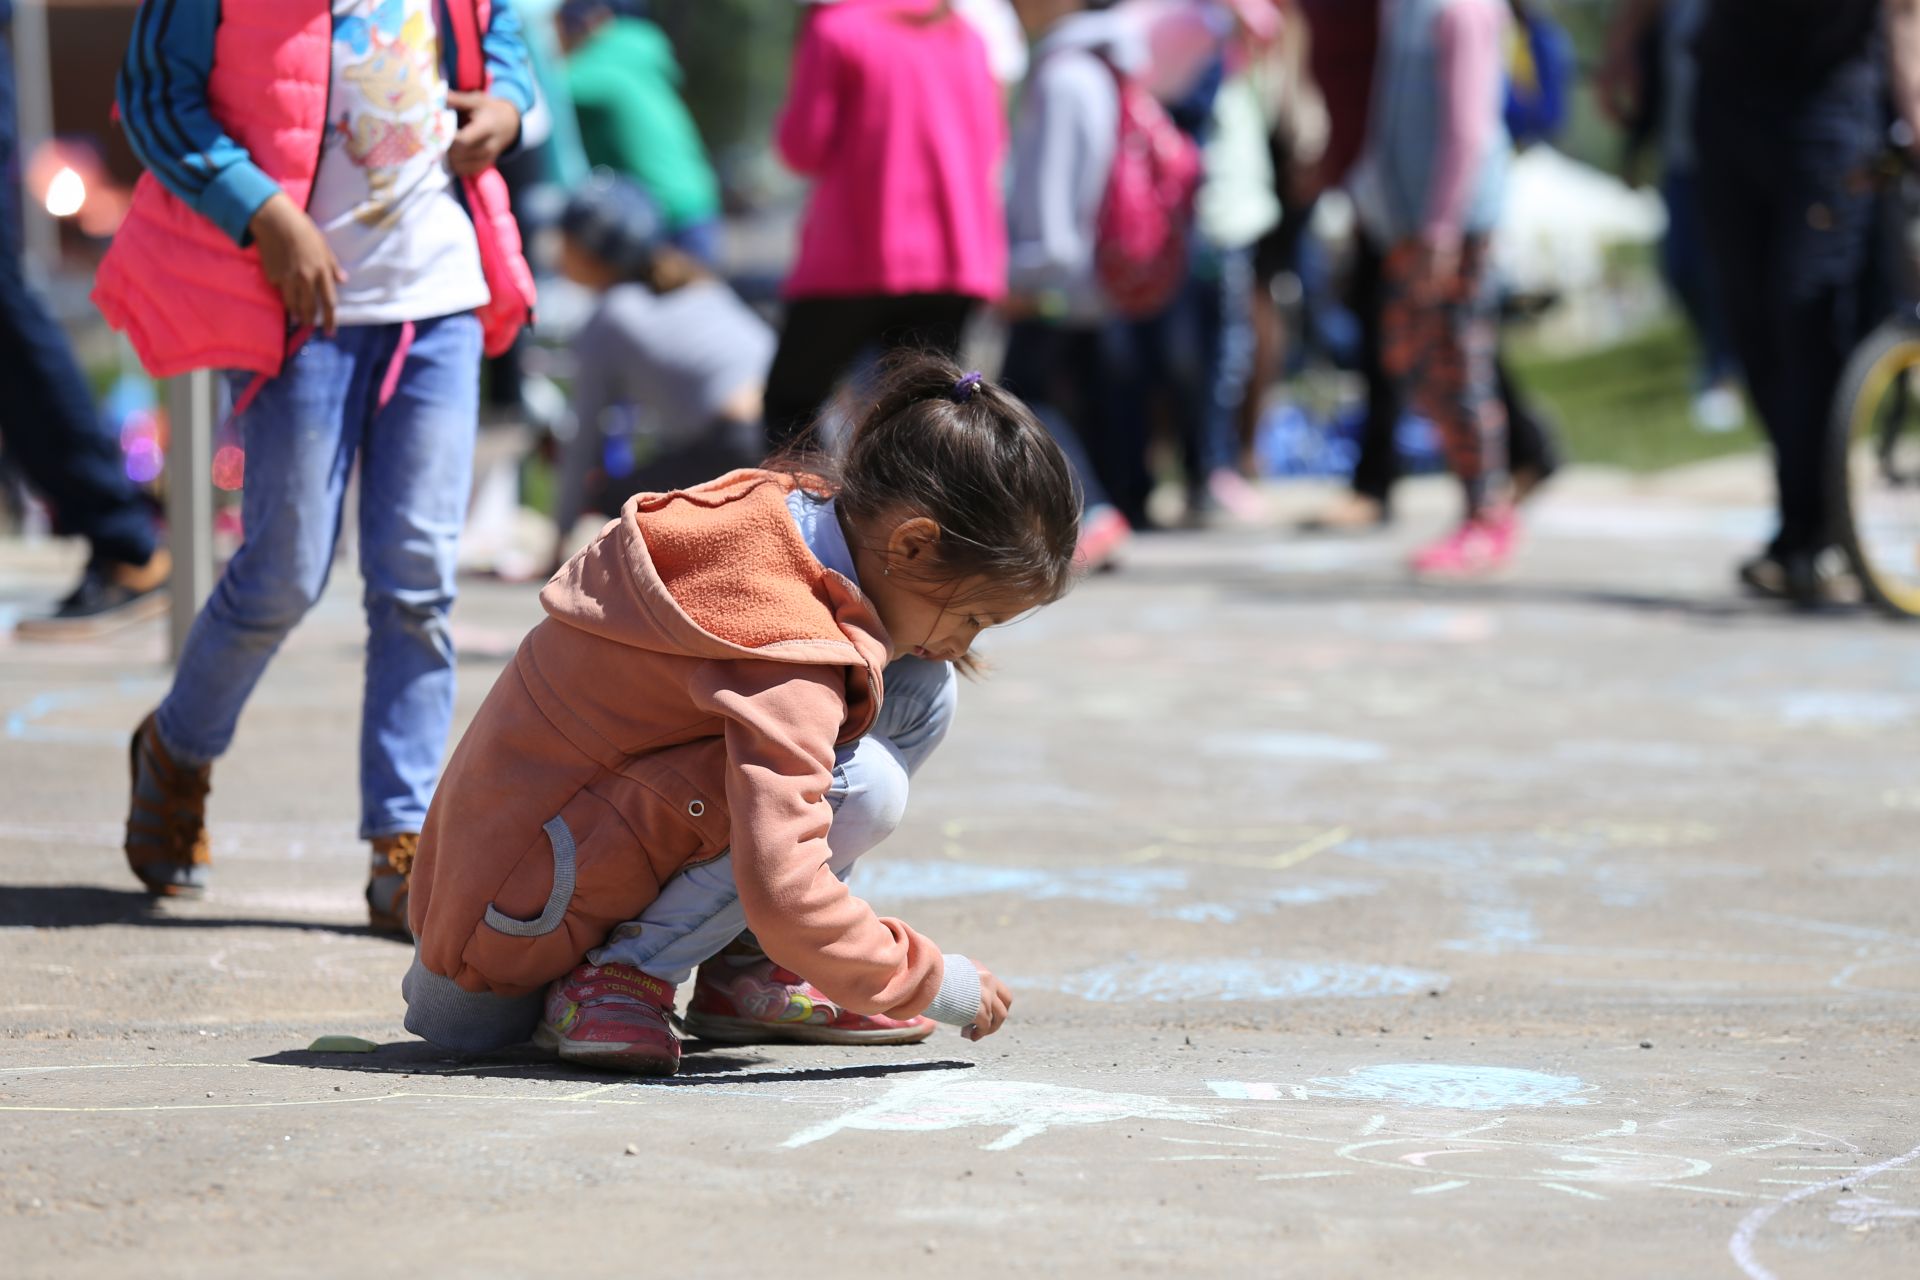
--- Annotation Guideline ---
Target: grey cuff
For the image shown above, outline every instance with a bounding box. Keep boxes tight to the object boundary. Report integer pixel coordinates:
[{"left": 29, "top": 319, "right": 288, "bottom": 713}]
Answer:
[{"left": 922, "top": 954, "right": 982, "bottom": 1027}]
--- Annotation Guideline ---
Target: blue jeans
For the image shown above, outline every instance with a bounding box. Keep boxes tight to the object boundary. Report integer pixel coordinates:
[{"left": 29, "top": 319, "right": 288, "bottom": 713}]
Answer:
[
  {"left": 589, "top": 655, "right": 957, "bottom": 983},
  {"left": 156, "top": 313, "right": 481, "bottom": 837}
]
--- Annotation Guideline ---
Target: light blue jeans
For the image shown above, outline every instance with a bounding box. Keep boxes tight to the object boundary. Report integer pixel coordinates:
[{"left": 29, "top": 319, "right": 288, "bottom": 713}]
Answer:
[
  {"left": 155, "top": 314, "right": 481, "bottom": 838},
  {"left": 590, "top": 654, "right": 958, "bottom": 983}
]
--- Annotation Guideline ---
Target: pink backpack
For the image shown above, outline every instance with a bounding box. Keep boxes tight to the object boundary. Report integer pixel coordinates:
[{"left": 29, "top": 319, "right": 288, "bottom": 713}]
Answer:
[{"left": 1094, "top": 56, "right": 1202, "bottom": 318}]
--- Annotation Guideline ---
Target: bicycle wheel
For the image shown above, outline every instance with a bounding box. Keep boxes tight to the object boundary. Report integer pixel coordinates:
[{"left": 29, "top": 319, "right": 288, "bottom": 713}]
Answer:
[{"left": 1830, "top": 319, "right": 1920, "bottom": 618}]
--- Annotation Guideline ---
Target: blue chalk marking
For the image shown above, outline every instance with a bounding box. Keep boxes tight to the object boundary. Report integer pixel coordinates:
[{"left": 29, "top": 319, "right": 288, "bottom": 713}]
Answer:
[
  {"left": 1307, "top": 1064, "right": 1596, "bottom": 1110},
  {"left": 1202, "top": 731, "right": 1389, "bottom": 763},
  {"left": 1041, "top": 960, "right": 1446, "bottom": 1003},
  {"left": 1159, "top": 903, "right": 1240, "bottom": 924},
  {"left": 1442, "top": 905, "right": 1541, "bottom": 955},
  {"left": 860, "top": 861, "right": 1188, "bottom": 908},
  {"left": 4, "top": 679, "right": 166, "bottom": 745}
]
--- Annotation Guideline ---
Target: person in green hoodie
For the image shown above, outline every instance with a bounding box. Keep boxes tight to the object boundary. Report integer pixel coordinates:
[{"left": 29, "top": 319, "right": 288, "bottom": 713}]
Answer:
[{"left": 558, "top": 1, "right": 722, "bottom": 263}]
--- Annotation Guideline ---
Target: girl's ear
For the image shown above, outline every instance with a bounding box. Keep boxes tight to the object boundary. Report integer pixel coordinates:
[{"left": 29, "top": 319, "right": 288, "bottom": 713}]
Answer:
[{"left": 885, "top": 516, "right": 943, "bottom": 574}]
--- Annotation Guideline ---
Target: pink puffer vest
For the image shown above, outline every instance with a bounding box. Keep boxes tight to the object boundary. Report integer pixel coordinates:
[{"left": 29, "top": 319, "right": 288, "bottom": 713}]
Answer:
[{"left": 92, "top": 0, "right": 534, "bottom": 379}]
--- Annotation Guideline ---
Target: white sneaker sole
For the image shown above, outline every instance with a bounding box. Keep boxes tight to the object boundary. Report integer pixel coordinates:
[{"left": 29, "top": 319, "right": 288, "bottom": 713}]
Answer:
[
  {"left": 531, "top": 1022, "right": 679, "bottom": 1076},
  {"left": 682, "top": 1011, "right": 936, "bottom": 1046}
]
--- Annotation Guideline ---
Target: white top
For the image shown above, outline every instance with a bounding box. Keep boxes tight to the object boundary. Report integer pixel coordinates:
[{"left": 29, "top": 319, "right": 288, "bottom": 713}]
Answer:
[{"left": 307, "top": 0, "right": 490, "bottom": 326}]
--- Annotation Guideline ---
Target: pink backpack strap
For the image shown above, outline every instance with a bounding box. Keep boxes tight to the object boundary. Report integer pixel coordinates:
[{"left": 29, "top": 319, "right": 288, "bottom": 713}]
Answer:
[
  {"left": 228, "top": 326, "right": 315, "bottom": 422},
  {"left": 440, "top": 0, "right": 486, "bottom": 92}
]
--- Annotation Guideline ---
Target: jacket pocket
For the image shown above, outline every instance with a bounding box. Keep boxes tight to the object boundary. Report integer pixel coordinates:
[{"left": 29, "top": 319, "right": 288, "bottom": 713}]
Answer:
[
  {"left": 482, "top": 816, "right": 576, "bottom": 938},
  {"left": 460, "top": 786, "right": 656, "bottom": 996},
  {"left": 610, "top": 737, "right": 732, "bottom": 867}
]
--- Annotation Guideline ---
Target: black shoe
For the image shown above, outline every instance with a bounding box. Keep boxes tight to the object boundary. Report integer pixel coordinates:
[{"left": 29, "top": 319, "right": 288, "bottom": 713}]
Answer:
[
  {"left": 15, "top": 549, "right": 172, "bottom": 639},
  {"left": 1737, "top": 549, "right": 1850, "bottom": 610}
]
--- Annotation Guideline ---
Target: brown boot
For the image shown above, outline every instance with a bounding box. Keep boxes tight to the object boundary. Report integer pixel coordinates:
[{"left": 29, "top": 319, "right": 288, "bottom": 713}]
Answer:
[
  {"left": 367, "top": 833, "right": 418, "bottom": 939},
  {"left": 124, "top": 712, "right": 212, "bottom": 896}
]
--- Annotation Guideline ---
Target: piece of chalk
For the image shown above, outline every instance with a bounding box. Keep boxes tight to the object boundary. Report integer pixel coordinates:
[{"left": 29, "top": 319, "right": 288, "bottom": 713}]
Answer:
[{"left": 306, "top": 1034, "right": 378, "bottom": 1053}]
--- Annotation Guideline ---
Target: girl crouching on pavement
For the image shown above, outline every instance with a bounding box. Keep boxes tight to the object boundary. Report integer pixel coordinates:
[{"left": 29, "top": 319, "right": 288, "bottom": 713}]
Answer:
[{"left": 402, "top": 353, "right": 1082, "bottom": 1073}]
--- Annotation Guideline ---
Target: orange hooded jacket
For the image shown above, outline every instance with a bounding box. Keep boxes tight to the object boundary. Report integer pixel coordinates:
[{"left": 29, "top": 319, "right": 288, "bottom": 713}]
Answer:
[{"left": 409, "top": 470, "right": 957, "bottom": 1020}]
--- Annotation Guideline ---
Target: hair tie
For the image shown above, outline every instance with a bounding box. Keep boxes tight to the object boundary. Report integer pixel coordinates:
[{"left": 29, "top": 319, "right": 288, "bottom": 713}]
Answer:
[{"left": 950, "top": 371, "right": 984, "bottom": 404}]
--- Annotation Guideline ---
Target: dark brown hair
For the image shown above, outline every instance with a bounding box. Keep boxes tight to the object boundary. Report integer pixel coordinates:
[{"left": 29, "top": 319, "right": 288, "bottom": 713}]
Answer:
[
  {"left": 789, "top": 351, "right": 1082, "bottom": 612},
  {"left": 634, "top": 243, "right": 709, "bottom": 295}
]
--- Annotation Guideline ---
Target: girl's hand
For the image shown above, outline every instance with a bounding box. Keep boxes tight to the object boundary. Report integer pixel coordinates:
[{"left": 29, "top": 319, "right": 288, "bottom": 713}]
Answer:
[
  {"left": 961, "top": 966, "right": 1013, "bottom": 1041},
  {"left": 447, "top": 91, "right": 522, "bottom": 176},
  {"left": 249, "top": 192, "right": 348, "bottom": 335}
]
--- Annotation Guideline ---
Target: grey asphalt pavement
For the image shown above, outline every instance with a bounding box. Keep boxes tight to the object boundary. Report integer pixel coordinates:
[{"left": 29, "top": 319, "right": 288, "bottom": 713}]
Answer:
[{"left": 3, "top": 461, "right": 1918, "bottom": 1278}]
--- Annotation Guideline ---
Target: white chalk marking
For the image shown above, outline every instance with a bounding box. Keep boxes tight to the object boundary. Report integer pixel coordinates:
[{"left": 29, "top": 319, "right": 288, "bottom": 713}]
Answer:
[
  {"left": 1729, "top": 1141, "right": 1920, "bottom": 1280},
  {"left": 1443, "top": 1119, "right": 1510, "bottom": 1139},
  {"left": 1257, "top": 1171, "right": 1354, "bottom": 1182},
  {"left": 1542, "top": 1182, "right": 1607, "bottom": 1201},
  {"left": 1569, "top": 1121, "right": 1638, "bottom": 1141},
  {"left": 1359, "top": 1114, "right": 1386, "bottom": 1136},
  {"left": 1830, "top": 1195, "right": 1920, "bottom": 1226},
  {"left": 1651, "top": 1183, "right": 1766, "bottom": 1200},
  {"left": 782, "top": 1077, "right": 1210, "bottom": 1152},
  {"left": 1411, "top": 1180, "right": 1469, "bottom": 1195},
  {"left": 1207, "top": 1081, "right": 1288, "bottom": 1101},
  {"left": 1156, "top": 1136, "right": 1290, "bottom": 1152},
  {"left": 1403, "top": 1148, "right": 1486, "bottom": 1169}
]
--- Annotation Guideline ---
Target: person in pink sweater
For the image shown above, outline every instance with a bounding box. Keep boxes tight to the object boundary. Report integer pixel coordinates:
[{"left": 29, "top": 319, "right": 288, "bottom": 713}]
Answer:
[{"left": 763, "top": 0, "right": 1009, "bottom": 451}]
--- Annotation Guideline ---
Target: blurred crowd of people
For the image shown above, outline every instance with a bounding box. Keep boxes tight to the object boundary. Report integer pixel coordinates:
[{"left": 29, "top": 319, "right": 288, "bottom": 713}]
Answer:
[
  {"left": 6, "top": 0, "right": 1920, "bottom": 637},
  {"left": 527, "top": 0, "right": 1572, "bottom": 583}
]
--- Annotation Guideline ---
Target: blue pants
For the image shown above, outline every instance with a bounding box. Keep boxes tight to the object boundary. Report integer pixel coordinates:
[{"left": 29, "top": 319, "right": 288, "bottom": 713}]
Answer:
[
  {"left": 155, "top": 314, "right": 482, "bottom": 837},
  {"left": 590, "top": 655, "right": 958, "bottom": 983},
  {"left": 0, "top": 26, "right": 155, "bottom": 568}
]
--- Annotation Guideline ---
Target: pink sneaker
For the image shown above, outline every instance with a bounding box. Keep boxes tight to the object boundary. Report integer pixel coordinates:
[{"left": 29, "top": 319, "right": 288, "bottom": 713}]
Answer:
[
  {"left": 533, "top": 963, "right": 680, "bottom": 1075},
  {"left": 1073, "top": 504, "right": 1132, "bottom": 574},
  {"left": 1411, "top": 508, "right": 1519, "bottom": 578},
  {"left": 1206, "top": 467, "right": 1266, "bottom": 523},
  {"left": 684, "top": 958, "right": 935, "bottom": 1046}
]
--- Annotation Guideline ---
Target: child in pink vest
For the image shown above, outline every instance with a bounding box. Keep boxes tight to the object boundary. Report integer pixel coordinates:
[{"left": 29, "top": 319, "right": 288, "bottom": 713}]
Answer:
[{"left": 96, "top": 1, "right": 536, "bottom": 934}]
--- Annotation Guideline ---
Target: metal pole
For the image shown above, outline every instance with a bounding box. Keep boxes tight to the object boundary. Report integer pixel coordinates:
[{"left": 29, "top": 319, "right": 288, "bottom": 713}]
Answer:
[
  {"left": 11, "top": 0, "right": 57, "bottom": 280},
  {"left": 164, "top": 371, "right": 214, "bottom": 663}
]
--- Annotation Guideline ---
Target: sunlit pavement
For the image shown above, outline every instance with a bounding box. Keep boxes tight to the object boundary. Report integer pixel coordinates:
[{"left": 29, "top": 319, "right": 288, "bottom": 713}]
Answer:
[{"left": 4, "top": 459, "right": 1917, "bottom": 1278}]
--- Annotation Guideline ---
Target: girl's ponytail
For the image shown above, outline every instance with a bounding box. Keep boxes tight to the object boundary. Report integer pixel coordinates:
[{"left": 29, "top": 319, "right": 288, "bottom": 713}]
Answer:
[{"left": 814, "top": 351, "right": 1082, "bottom": 610}]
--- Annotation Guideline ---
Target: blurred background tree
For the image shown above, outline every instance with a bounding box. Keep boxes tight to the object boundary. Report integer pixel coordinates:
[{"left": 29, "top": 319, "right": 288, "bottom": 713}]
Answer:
[{"left": 650, "top": 0, "right": 799, "bottom": 197}]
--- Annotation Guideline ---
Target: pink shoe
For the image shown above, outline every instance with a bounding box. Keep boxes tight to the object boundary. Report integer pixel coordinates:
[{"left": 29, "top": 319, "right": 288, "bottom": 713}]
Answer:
[
  {"left": 533, "top": 963, "right": 680, "bottom": 1075},
  {"left": 1206, "top": 467, "right": 1266, "bottom": 523},
  {"left": 1074, "top": 504, "right": 1132, "bottom": 574},
  {"left": 1410, "top": 508, "right": 1518, "bottom": 578},
  {"left": 684, "top": 957, "right": 936, "bottom": 1046}
]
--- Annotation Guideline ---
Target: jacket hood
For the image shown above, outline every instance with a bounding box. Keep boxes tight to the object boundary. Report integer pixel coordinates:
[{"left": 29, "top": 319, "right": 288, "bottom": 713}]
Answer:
[{"left": 539, "top": 469, "right": 893, "bottom": 675}]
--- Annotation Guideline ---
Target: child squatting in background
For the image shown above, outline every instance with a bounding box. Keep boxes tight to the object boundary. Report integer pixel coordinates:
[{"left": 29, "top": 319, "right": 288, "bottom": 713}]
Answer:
[
  {"left": 96, "top": 0, "right": 536, "bottom": 930},
  {"left": 551, "top": 173, "right": 774, "bottom": 567},
  {"left": 403, "top": 355, "right": 1082, "bottom": 1074}
]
